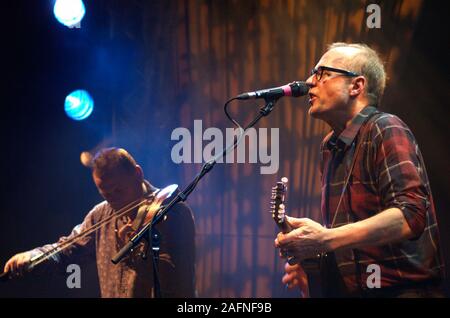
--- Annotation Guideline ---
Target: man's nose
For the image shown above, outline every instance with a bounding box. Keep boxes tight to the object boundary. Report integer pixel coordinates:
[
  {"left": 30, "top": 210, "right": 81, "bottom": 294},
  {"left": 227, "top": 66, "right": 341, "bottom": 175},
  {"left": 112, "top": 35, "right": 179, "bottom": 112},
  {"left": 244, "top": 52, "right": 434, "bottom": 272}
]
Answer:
[{"left": 305, "top": 74, "right": 316, "bottom": 87}]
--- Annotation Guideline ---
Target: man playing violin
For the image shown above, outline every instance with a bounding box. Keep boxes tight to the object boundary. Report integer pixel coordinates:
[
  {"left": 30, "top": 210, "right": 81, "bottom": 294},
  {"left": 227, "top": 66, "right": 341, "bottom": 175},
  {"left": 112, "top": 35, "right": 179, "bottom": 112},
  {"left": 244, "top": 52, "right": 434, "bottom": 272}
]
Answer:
[{"left": 3, "top": 147, "right": 196, "bottom": 298}]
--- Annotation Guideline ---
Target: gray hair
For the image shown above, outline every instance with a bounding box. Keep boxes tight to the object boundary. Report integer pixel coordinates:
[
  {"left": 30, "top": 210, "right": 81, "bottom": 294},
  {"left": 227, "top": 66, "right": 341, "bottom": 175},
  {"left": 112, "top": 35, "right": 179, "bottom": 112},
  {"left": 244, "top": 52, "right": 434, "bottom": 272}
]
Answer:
[{"left": 327, "top": 43, "right": 386, "bottom": 106}]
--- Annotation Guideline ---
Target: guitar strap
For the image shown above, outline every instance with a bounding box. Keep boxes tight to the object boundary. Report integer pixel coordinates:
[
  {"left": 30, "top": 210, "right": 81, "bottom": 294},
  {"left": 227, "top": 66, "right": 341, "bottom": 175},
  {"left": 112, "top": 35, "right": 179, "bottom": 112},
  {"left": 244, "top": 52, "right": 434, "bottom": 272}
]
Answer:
[
  {"left": 330, "top": 109, "right": 381, "bottom": 227},
  {"left": 323, "top": 108, "right": 381, "bottom": 296}
]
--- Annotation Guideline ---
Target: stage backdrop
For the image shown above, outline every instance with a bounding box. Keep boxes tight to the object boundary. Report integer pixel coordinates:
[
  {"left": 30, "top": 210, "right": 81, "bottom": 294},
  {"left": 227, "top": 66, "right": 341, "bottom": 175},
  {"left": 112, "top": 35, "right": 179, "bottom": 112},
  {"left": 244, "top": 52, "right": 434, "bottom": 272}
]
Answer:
[
  {"left": 103, "top": 0, "right": 448, "bottom": 297},
  {"left": 1, "top": 0, "right": 448, "bottom": 297}
]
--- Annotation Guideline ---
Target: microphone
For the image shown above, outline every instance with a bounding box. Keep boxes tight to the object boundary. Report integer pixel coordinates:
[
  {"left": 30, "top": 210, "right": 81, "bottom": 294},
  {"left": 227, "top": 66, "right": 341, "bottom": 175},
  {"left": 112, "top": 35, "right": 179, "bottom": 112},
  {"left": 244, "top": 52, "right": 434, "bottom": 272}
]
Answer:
[{"left": 236, "top": 81, "right": 309, "bottom": 100}]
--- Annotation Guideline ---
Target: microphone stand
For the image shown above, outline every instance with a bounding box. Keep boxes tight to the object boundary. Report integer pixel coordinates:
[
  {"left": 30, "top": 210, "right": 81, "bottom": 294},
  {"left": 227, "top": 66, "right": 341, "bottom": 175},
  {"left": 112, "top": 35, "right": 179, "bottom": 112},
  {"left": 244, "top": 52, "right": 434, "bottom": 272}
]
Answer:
[
  {"left": 111, "top": 97, "right": 280, "bottom": 297},
  {"left": 150, "top": 228, "right": 161, "bottom": 298}
]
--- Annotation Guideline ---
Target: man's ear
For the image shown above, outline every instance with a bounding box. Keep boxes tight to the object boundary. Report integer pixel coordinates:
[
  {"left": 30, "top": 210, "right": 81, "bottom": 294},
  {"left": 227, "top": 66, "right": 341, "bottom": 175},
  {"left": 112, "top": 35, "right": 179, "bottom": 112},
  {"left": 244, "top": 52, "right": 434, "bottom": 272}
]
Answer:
[
  {"left": 349, "top": 76, "right": 366, "bottom": 98},
  {"left": 135, "top": 165, "right": 144, "bottom": 180}
]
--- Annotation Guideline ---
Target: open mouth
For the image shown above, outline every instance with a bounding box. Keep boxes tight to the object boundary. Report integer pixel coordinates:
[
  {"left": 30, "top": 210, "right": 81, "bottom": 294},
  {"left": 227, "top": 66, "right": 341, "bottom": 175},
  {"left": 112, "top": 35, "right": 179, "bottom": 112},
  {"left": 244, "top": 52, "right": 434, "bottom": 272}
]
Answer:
[{"left": 308, "top": 93, "right": 317, "bottom": 105}]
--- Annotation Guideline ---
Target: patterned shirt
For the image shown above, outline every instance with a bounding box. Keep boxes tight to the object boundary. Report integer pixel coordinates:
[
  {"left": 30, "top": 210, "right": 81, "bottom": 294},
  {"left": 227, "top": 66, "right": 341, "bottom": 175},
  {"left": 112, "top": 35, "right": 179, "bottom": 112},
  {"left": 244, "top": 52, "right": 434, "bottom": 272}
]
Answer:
[
  {"left": 31, "top": 181, "right": 196, "bottom": 298},
  {"left": 320, "top": 106, "right": 444, "bottom": 296}
]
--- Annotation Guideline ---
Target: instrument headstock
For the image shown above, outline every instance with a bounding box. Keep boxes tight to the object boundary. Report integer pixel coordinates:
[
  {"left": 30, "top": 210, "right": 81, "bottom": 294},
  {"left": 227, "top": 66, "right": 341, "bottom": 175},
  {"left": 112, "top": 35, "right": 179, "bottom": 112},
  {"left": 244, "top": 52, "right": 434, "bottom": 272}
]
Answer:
[{"left": 270, "top": 177, "right": 291, "bottom": 233}]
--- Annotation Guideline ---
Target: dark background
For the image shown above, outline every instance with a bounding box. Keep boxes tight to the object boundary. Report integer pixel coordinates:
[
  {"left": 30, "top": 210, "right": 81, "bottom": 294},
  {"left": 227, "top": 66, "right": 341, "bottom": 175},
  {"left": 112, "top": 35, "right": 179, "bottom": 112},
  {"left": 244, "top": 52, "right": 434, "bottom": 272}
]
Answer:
[{"left": 0, "top": 0, "right": 448, "bottom": 297}]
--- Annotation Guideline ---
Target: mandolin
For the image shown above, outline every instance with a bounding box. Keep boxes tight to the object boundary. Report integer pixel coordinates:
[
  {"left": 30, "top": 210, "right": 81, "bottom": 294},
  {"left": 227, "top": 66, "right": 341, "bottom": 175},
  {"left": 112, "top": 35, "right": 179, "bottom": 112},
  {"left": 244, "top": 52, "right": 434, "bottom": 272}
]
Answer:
[{"left": 270, "top": 177, "right": 323, "bottom": 297}]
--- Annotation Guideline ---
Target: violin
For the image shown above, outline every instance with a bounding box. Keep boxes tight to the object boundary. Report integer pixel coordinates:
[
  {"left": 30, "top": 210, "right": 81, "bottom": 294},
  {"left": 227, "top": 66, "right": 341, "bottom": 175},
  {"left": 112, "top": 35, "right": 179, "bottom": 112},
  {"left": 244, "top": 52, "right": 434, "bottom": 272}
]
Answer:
[{"left": 0, "top": 184, "right": 179, "bottom": 282}]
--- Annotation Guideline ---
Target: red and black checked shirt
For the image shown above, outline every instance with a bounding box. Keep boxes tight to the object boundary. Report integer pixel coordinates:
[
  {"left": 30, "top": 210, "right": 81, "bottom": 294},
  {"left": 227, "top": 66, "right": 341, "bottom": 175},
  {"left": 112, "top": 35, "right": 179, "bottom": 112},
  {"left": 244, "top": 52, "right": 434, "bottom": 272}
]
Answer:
[{"left": 320, "top": 106, "right": 444, "bottom": 295}]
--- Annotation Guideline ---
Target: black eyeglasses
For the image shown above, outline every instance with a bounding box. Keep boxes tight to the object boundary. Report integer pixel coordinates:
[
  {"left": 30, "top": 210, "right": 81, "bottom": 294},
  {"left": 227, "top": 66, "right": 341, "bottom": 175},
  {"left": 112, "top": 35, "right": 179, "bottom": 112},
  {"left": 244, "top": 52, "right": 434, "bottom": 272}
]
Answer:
[{"left": 310, "top": 66, "right": 359, "bottom": 81}]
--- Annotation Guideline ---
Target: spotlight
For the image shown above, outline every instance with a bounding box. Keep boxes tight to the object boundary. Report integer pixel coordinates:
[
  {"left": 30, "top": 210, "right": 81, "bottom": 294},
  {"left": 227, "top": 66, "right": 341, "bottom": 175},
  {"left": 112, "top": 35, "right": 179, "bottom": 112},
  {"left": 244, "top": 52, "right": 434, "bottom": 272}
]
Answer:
[
  {"left": 53, "top": 0, "right": 86, "bottom": 28},
  {"left": 64, "top": 89, "right": 94, "bottom": 121}
]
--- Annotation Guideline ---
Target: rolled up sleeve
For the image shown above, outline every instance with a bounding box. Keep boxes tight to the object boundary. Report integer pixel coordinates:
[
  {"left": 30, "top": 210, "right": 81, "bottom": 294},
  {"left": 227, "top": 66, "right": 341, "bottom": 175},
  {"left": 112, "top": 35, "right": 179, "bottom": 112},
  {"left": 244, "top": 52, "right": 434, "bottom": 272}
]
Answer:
[{"left": 374, "top": 115, "right": 430, "bottom": 238}]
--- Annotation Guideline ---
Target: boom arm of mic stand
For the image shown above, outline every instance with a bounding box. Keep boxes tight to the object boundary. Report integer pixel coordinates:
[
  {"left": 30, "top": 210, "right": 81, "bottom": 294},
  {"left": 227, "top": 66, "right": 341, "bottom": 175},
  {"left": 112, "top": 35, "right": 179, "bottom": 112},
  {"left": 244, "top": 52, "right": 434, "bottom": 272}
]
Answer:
[
  {"left": 111, "top": 97, "right": 279, "bottom": 265},
  {"left": 111, "top": 162, "right": 213, "bottom": 265},
  {"left": 0, "top": 271, "right": 10, "bottom": 282}
]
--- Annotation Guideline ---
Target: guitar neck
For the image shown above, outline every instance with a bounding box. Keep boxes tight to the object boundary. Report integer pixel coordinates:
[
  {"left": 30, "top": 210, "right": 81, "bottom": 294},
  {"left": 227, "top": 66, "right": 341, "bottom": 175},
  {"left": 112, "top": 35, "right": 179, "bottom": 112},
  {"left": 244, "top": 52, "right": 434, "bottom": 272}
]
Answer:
[{"left": 277, "top": 219, "right": 292, "bottom": 234}]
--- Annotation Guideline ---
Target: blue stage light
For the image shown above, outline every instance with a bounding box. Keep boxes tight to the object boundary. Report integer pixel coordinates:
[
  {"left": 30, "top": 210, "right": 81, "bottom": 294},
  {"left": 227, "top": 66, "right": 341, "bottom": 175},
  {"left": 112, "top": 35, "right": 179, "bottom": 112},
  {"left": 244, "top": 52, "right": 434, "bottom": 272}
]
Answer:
[
  {"left": 53, "top": 0, "right": 86, "bottom": 28},
  {"left": 64, "top": 89, "right": 94, "bottom": 121}
]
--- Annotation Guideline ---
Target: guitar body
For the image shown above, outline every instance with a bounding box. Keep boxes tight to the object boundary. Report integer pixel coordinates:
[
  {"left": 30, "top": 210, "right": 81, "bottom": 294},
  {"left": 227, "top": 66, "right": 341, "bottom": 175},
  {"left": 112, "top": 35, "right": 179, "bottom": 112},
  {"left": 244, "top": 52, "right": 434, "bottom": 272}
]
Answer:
[{"left": 271, "top": 177, "right": 324, "bottom": 298}]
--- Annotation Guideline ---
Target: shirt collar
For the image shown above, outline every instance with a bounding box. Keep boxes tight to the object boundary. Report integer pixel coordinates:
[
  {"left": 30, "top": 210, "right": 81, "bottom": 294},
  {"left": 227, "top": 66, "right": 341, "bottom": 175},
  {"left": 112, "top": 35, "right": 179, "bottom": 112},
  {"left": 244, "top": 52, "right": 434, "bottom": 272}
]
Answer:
[
  {"left": 326, "top": 106, "right": 378, "bottom": 151},
  {"left": 143, "top": 179, "right": 158, "bottom": 195}
]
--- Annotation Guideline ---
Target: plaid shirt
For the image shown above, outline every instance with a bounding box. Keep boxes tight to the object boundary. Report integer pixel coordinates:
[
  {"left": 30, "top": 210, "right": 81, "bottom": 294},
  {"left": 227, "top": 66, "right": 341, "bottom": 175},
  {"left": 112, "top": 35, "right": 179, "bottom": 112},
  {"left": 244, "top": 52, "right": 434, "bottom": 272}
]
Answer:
[{"left": 320, "top": 106, "right": 444, "bottom": 296}]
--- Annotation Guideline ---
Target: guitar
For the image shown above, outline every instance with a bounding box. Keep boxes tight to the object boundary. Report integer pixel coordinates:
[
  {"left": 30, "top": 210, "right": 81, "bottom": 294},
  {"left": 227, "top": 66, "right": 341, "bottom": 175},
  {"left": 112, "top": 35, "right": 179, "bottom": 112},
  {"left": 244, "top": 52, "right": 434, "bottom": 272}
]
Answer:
[{"left": 270, "top": 177, "right": 323, "bottom": 297}]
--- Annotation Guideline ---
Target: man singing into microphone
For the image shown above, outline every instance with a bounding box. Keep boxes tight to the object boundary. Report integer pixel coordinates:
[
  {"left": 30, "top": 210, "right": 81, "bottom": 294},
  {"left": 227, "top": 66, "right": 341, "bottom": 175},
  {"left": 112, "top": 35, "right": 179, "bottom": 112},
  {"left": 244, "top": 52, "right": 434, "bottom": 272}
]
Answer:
[{"left": 275, "top": 43, "right": 445, "bottom": 297}]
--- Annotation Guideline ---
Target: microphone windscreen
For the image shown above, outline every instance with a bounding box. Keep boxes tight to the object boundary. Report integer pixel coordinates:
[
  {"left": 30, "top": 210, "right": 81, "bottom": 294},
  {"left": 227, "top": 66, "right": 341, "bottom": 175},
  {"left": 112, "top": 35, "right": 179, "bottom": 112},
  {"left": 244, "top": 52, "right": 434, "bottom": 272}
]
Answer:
[{"left": 291, "top": 81, "right": 309, "bottom": 97}]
